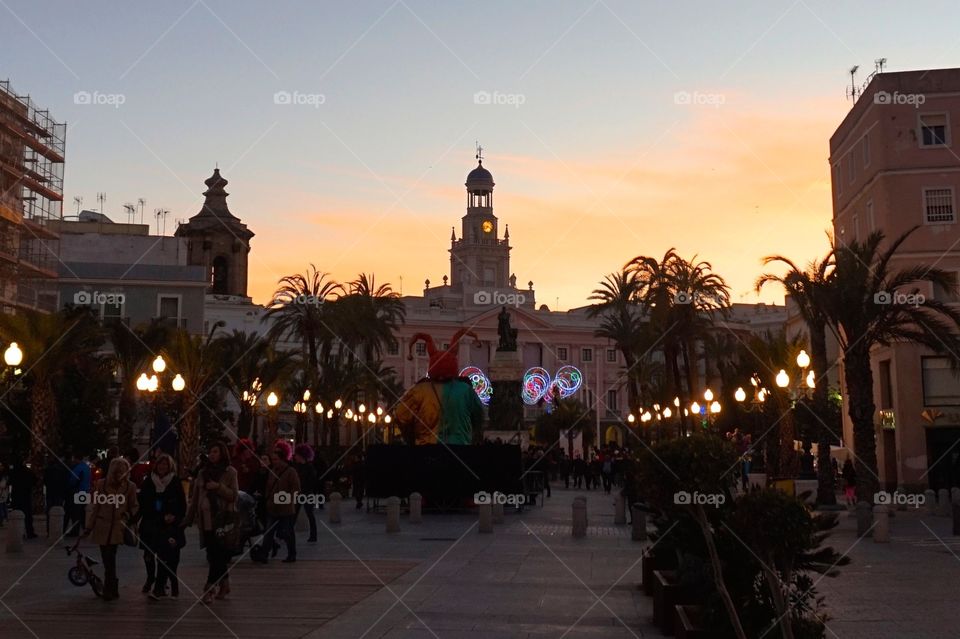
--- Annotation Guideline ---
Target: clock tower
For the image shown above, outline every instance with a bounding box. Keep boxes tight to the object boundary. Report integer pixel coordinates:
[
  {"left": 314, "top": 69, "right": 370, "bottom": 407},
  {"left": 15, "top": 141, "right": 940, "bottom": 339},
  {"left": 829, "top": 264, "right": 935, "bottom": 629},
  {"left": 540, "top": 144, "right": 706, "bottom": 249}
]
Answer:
[{"left": 449, "top": 153, "right": 511, "bottom": 289}]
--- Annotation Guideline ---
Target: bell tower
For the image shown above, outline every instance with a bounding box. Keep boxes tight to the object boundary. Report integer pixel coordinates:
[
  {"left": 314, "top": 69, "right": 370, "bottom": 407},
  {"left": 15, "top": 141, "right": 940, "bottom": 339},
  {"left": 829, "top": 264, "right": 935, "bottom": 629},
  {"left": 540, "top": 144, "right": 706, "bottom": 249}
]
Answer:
[
  {"left": 175, "top": 168, "right": 254, "bottom": 298},
  {"left": 449, "top": 148, "right": 511, "bottom": 288}
]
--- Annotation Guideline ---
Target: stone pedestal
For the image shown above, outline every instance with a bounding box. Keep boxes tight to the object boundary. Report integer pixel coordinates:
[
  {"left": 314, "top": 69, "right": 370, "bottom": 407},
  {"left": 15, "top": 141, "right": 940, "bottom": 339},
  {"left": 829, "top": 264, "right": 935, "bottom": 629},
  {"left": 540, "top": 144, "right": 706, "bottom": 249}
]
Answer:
[
  {"left": 631, "top": 505, "right": 647, "bottom": 541},
  {"left": 409, "top": 493, "right": 422, "bottom": 524},
  {"left": 487, "top": 350, "right": 524, "bottom": 432},
  {"left": 925, "top": 489, "right": 937, "bottom": 515},
  {"left": 329, "top": 492, "right": 342, "bottom": 524},
  {"left": 6, "top": 511, "right": 24, "bottom": 553},
  {"left": 614, "top": 494, "right": 626, "bottom": 525},
  {"left": 572, "top": 496, "right": 587, "bottom": 538},
  {"left": 386, "top": 496, "right": 400, "bottom": 533}
]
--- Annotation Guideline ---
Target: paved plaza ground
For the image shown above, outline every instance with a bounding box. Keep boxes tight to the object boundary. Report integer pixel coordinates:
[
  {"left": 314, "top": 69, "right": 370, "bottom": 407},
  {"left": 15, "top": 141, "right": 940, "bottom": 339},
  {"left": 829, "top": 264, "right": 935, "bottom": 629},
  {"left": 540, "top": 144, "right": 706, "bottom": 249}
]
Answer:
[{"left": 0, "top": 488, "right": 958, "bottom": 638}]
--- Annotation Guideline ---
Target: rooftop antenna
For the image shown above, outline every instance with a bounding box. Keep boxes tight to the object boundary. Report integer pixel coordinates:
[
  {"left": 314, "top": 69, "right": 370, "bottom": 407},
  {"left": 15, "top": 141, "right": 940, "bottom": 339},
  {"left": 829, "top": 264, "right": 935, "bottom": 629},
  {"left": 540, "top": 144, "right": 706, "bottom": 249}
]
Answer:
[
  {"left": 122, "top": 203, "right": 135, "bottom": 224},
  {"left": 875, "top": 57, "right": 887, "bottom": 74},
  {"left": 154, "top": 208, "right": 169, "bottom": 236},
  {"left": 845, "top": 65, "right": 860, "bottom": 104},
  {"left": 96, "top": 192, "right": 106, "bottom": 214},
  {"left": 73, "top": 196, "right": 82, "bottom": 215},
  {"left": 137, "top": 198, "right": 146, "bottom": 225},
  {"left": 475, "top": 141, "right": 483, "bottom": 164}
]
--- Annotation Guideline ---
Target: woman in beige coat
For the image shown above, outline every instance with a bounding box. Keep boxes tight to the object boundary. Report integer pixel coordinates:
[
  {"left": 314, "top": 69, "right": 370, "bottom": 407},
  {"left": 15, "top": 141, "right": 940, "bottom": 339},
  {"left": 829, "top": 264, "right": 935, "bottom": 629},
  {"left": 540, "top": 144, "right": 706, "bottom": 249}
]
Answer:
[
  {"left": 84, "top": 457, "right": 138, "bottom": 601},
  {"left": 184, "top": 441, "right": 238, "bottom": 604}
]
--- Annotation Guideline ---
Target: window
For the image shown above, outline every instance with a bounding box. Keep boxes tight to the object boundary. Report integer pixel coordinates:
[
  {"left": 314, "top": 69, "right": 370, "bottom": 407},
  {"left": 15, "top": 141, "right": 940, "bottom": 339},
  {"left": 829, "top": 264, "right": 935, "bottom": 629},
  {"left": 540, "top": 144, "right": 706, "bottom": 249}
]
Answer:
[
  {"left": 606, "top": 389, "right": 618, "bottom": 411},
  {"left": 862, "top": 134, "right": 871, "bottom": 167},
  {"left": 211, "top": 256, "right": 229, "bottom": 294},
  {"left": 924, "top": 187, "right": 955, "bottom": 224},
  {"left": 852, "top": 214, "right": 860, "bottom": 241},
  {"left": 848, "top": 154, "right": 855, "bottom": 183},
  {"left": 158, "top": 295, "right": 180, "bottom": 320},
  {"left": 557, "top": 347, "right": 568, "bottom": 361},
  {"left": 386, "top": 342, "right": 399, "bottom": 356},
  {"left": 581, "top": 348, "right": 593, "bottom": 362},
  {"left": 606, "top": 349, "right": 617, "bottom": 363},
  {"left": 415, "top": 343, "right": 427, "bottom": 356},
  {"left": 920, "top": 113, "right": 949, "bottom": 147},
  {"left": 102, "top": 299, "right": 123, "bottom": 322},
  {"left": 922, "top": 357, "right": 960, "bottom": 405},
  {"left": 866, "top": 200, "right": 875, "bottom": 232}
]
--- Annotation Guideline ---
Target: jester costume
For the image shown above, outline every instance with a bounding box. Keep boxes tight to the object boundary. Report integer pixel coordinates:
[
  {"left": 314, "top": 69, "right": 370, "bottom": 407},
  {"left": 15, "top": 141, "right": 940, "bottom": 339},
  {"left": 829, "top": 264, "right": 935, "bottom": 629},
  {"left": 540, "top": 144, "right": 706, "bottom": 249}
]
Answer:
[{"left": 394, "top": 329, "right": 484, "bottom": 445}]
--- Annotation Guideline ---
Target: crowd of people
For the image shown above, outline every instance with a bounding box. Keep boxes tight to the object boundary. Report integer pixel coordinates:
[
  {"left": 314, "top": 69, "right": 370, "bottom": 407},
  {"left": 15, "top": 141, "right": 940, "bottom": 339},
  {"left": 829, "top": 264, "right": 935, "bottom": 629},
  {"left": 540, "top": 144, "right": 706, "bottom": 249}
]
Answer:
[{"left": 522, "top": 444, "right": 633, "bottom": 496}]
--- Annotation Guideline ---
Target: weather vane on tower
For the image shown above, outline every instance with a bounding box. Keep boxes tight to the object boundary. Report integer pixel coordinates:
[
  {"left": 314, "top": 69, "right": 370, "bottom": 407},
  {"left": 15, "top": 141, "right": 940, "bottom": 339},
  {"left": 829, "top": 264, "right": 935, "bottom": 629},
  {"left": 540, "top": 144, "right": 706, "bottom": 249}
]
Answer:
[{"left": 476, "top": 141, "right": 483, "bottom": 164}]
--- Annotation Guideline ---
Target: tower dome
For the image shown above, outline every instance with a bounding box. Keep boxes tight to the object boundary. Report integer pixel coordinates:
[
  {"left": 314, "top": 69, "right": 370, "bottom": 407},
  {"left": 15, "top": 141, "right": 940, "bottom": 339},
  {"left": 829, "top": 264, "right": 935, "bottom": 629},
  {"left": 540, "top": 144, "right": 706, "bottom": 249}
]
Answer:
[{"left": 465, "top": 161, "right": 494, "bottom": 190}]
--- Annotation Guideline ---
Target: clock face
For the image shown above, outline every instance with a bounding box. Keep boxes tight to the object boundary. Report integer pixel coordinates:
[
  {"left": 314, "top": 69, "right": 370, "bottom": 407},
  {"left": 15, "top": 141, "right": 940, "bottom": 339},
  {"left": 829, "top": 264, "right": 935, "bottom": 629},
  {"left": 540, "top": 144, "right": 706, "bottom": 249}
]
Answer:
[{"left": 482, "top": 220, "right": 493, "bottom": 234}]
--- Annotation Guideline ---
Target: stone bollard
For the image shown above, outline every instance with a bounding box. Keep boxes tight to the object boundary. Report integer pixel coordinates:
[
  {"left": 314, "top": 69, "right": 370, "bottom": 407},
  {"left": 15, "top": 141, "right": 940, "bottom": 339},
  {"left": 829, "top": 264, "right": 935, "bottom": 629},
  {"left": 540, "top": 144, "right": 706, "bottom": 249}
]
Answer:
[
  {"left": 386, "top": 496, "right": 401, "bottom": 533},
  {"left": 938, "top": 489, "right": 951, "bottom": 517},
  {"left": 409, "top": 493, "right": 422, "bottom": 524},
  {"left": 572, "top": 496, "right": 587, "bottom": 538},
  {"left": 952, "top": 487, "right": 960, "bottom": 509},
  {"left": 492, "top": 502, "right": 504, "bottom": 524},
  {"left": 329, "top": 492, "right": 342, "bottom": 524},
  {"left": 48, "top": 506, "right": 65, "bottom": 542},
  {"left": 873, "top": 504, "right": 890, "bottom": 543},
  {"left": 614, "top": 494, "right": 626, "bottom": 525},
  {"left": 631, "top": 505, "right": 647, "bottom": 542},
  {"left": 478, "top": 503, "right": 493, "bottom": 533},
  {"left": 855, "top": 501, "right": 873, "bottom": 538},
  {"left": 6, "top": 510, "right": 25, "bottom": 553},
  {"left": 925, "top": 489, "right": 937, "bottom": 516}
]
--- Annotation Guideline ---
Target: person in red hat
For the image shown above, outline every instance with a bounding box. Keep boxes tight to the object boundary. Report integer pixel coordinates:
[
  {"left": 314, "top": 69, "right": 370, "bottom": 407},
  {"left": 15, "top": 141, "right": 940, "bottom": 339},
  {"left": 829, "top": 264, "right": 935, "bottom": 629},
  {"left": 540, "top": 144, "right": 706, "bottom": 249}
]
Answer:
[{"left": 394, "top": 329, "right": 484, "bottom": 445}]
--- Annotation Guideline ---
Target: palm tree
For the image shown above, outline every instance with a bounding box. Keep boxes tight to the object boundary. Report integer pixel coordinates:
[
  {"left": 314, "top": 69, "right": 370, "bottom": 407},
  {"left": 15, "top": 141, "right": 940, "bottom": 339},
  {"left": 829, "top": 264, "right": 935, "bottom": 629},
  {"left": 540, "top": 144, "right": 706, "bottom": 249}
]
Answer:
[
  {"left": 264, "top": 265, "right": 343, "bottom": 377},
  {"left": 214, "top": 330, "right": 298, "bottom": 438},
  {"left": 758, "top": 253, "right": 837, "bottom": 504},
  {"left": 0, "top": 308, "right": 103, "bottom": 469},
  {"left": 588, "top": 268, "right": 644, "bottom": 412},
  {"left": 827, "top": 228, "right": 960, "bottom": 506},
  {"left": 107, "top": 319, "right": 172, "bottom": 451},
  {"left": 341, "top": 273, "right": 405, "bottom": 365}
]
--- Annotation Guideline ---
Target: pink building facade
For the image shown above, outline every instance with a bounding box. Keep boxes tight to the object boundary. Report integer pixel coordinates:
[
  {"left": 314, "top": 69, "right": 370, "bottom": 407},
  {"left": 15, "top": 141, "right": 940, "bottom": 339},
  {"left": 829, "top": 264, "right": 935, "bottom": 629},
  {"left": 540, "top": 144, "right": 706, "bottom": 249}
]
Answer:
[{"left": 830, "top": 67, "right": 960, "bottom": 491}]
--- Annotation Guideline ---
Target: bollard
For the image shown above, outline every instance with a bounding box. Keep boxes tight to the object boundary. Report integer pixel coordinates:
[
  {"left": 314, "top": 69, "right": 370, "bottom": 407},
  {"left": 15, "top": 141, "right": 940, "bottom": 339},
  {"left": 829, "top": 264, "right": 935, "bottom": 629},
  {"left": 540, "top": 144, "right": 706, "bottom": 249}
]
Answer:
[
  {"left": 6, "top": 510, "right": 24, "bottom": 553},
  {"left": 409, "top": 492, "right": 422, "bottom": 524},
  {"left": 952, "top": 487, "right": 960, "bottom": 508},
  {"left": 925, "top": 489, "right": 937, "bottom": 516},
  {"left": 938, "top": 489, "right": 951, "bottom": 517},
  {"left": 48, "top": 506, "right": 65, "bottom": 542},
  {"left": 873, "top": 504, "right": 890, "bottom": 543},
  {"left": 478, "top": 503, "right": 493, "bottom": 533},
  {"left": 953, "top": 491, "right": 960, "bottom": 536},
  {"left": 386, "top": 496, "right": 401, "bottom": 533},
  {"left": 855, "top": 501, "right": 873, "bottom": 538},
  {"left": 631, "top": 505, "right": 647, "bottom": 542},
  {"left": 295, "top": 505, "right": 308, "bottom": 532},
  {"left": 329, "top": 492, "right": 342, "bottom": 524},
  {"left": 614, "top": 494, "right": 626, "bottom": 525},
  {"left": 492, "top": 502, "right": 504, "bottom": 524},
  {"left": 572, "top": 496, "right": 587, "bottom": 538}
]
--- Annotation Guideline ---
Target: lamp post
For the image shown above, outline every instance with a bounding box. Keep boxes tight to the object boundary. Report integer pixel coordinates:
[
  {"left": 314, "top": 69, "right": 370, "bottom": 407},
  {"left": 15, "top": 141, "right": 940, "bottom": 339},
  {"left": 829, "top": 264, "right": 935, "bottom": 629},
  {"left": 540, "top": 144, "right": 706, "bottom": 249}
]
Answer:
[
  {"left": 136, "top": 355, "right": 184, "bottom": 454},
  {"left": 266, "top": 391, "right": 279, "bottom": 444},
  {"left": 1, "top": 342, "right": 24, "bottom": 387}
]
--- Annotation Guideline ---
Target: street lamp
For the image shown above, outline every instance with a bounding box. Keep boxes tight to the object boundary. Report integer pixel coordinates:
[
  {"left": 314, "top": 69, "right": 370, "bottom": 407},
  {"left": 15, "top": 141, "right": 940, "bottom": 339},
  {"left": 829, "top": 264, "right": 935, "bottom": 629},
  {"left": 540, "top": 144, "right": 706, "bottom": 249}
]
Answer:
[
  {"left": 775, "top": 369, "right": 790, "bottom": 388},
  {"left": 152, "top": 355, "right": 166, "bottom": 374},
  {"left": 266, "top": 391, "right": 280, "bottom": 443},
  {"left": 796, "top": 349, "right": 811, "bottom": 369},
  {"left": 171, "top": 373, "right": 186, "bottom": 392},
  {"left": 4, "top": 342, "right": 23, "bottom": 367}
]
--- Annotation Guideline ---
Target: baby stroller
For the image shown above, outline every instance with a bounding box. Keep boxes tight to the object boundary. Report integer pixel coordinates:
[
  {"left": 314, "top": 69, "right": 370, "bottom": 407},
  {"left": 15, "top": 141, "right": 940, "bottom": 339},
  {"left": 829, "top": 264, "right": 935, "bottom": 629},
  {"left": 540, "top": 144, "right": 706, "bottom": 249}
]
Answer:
[{"left": 65, "top": 539, "right": 104, "bottom": 597}]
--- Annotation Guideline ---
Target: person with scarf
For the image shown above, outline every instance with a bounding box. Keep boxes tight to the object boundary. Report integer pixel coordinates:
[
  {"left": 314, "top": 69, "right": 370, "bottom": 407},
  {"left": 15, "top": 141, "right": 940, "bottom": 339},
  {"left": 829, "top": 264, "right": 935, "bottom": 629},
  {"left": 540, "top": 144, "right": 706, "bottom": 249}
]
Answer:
[
  {"left": 257, "top": 440, "right": 300, "bottom": 563},
  {"left": 184, "top": 441, "right": 238, "bottom": 604},
  {"left": 83, "top": 457, "right": 139, "bottom": 601},
  {"left": 137, "top": 453, "right": 186, "bottom": 600}
]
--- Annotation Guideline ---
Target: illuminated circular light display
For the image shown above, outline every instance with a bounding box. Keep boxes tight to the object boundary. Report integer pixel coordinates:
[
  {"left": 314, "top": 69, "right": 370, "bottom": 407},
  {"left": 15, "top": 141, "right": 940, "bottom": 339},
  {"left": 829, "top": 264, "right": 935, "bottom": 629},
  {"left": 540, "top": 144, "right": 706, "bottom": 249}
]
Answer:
[
  {"left": 554, "top": 365, "right": 583, "bottom": 397},
  {"left": 522, "top": 367, "right": 551, "bottom": 405},
  {"left": 459, "top": 366, "right": 493, "bottom": 405},
  {"left": 522, "top": 365, "right": 583, "bottom": 405}
]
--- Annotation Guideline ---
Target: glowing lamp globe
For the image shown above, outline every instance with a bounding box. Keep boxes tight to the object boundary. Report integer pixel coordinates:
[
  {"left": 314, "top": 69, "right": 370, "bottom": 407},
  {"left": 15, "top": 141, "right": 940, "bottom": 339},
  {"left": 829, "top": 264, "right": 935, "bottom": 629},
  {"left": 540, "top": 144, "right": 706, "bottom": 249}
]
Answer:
[
  {"left": 734, "top": 387, "right": 746, "bottom": 402},
  {"left": 703, "top": 389, "right": 714, "bottom": 402},
  {"left": 4, "top": 342, "right": 23, "bottom": 367},
  {"left": 152, "top": 355, "right": 166, "bottom": 374},
  {"left": 796, "top": 350, "right": 811, "bottom": 369},
  {"left": 171, "top": 373, "right": 185, "bottom": 392},
  {"left": 136, "top": 373, "right": 149, "bottom": 391},
  {"left": 775, "top": 369, "right": 789, "bottom": 388},
  {"left": 806, "top": 370, "right": 816, "bottom": 389},
  {"left": 267, "top": 392, "right": 279, "bottom": 407}
]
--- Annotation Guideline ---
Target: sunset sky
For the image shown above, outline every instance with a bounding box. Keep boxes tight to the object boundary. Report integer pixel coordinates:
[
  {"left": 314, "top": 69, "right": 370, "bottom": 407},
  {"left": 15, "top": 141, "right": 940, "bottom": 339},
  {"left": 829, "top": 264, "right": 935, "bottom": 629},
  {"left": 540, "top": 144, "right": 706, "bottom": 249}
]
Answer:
[{"left": 4, "top": 1, "right": 959, "bottom": 308}]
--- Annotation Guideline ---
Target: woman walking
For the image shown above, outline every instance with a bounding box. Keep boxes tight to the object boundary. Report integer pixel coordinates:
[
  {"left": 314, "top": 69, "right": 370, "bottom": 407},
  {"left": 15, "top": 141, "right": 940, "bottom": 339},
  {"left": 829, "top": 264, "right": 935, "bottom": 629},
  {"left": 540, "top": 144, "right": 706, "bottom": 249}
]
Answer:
[
  {"left": 138, "top": 453, "right": 186, "bottom": 600},
  {"left": 293, "top": 444, "right": 318, "bottom": 543},
  {"left": 184, "top": 442, "right": 238, "bottom": 604},
  {"left": 841, "top": 458, "right": 857, "bottom": 506},
  {"left": 83, "top": 457, "right": 138, "bottom": 601}
]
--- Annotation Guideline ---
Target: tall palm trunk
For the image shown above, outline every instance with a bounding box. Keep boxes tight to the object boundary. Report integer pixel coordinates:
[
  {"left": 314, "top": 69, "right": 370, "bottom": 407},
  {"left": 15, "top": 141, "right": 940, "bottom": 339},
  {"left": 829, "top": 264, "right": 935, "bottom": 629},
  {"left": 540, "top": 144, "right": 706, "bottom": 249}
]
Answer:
[
  {"left": 842, "top": 345, "right": 879, "bottom": 504},
  {"left": 809, "top": 324, "right": 836, "bottom": 505},
  {"left": 30, "top": 381, "right": 57, "bottom": 471},
  {"left": 622, "top": 349, "right": 638, "bottom": 412},
  {"left": 179, "top": 408, "right": 199, "bottom": 471},
  {"left": 238, "top": 403, "right": 254, "bottom": 438}
]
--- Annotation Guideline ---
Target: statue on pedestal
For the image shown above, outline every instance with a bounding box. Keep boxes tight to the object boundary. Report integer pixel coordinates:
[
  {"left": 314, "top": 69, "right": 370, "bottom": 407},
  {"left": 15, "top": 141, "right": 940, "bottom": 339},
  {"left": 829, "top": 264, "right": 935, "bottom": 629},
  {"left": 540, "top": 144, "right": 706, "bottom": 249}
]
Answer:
[{"left": 497, "top": 307, "right": 518, "bottom": 352}]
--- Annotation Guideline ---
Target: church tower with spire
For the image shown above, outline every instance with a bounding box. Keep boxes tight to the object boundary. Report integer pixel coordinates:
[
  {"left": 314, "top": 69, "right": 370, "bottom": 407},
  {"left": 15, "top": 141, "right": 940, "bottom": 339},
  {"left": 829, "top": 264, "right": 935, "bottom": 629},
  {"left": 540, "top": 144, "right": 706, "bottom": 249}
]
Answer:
[
  {"left": 449, "top": 148, "right": 511, "bottom": 289},
  {"left": 175, "top": 168, "right": 254, "bottom": 298}
]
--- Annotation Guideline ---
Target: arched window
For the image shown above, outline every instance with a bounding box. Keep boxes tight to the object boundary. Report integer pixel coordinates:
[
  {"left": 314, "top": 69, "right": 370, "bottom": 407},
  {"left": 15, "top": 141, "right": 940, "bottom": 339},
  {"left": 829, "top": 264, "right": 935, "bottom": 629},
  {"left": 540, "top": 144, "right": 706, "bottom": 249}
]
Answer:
[{"left": 212, "top": 256, "right": 229, "bottom": 294}]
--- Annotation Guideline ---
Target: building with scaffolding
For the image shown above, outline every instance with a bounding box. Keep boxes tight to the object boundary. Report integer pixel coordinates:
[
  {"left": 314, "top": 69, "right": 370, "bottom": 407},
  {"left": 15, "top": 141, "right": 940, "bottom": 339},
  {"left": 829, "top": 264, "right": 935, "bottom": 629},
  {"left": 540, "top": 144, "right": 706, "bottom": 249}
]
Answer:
[{"left": 0, "top": 79, "right": 65, "bottom": 314}]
